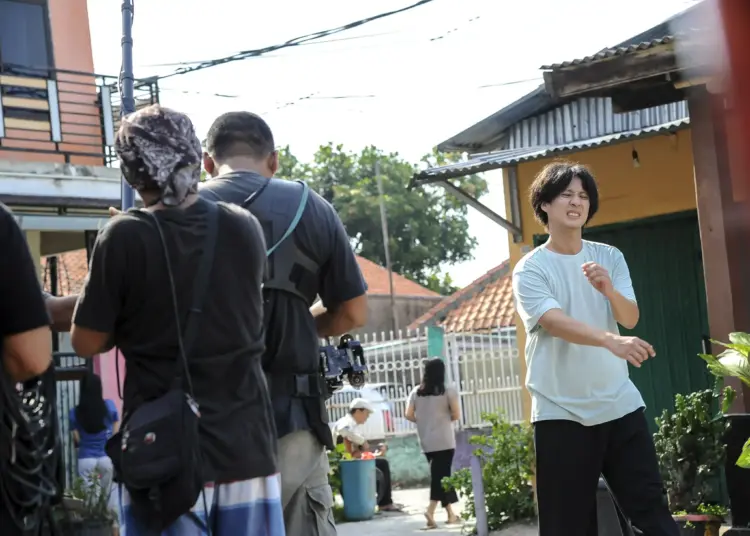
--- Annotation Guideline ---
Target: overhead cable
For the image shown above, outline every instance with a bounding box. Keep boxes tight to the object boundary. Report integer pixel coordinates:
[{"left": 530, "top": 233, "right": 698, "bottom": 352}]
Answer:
[
  {"left": 155, "top": 0, "right": 439, "bottom": 80},
  {"left": 157, "top": 76, "right": 542, "bottom": 101}
]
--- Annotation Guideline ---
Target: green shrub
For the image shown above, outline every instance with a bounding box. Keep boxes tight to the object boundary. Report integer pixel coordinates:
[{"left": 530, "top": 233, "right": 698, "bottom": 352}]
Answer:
[
  {"left": 443, "top": 412, "right": 536, "bottom": 531},
  {"left": 653, "top": 388, "right": 729, "bottom": 514},
  {"left": 327, "top": 443, "right": 346, "bottom": 497}
]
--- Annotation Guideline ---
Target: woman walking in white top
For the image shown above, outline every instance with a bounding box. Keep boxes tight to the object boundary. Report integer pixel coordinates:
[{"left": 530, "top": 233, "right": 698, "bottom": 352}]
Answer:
[{"left": 405, "top": 358, "right": 461, "bottom": 529}]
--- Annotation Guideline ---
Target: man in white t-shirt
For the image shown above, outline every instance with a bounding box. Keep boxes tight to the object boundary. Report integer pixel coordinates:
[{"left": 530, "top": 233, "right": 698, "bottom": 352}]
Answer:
[
  {"left": 331, "top": 398, "right": 402, "bottom": 512},
  {"left": 512, "top": 161, "right": 679, "bottom": 536}
]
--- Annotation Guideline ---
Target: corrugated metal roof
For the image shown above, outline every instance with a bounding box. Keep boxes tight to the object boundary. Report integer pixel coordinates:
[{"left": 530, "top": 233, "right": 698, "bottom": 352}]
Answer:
[
  {"left": 432, "top": 6, "right": 701, "bottom": 156},
  {"left": 413, "top": 118, "right": 690, "bottom": 184},
  {"left": 506, "top": 98, "right": 688, "bottom": 150},
  {"left": 435, "top": 86, "right": 556, "bottom": 154},
  {"left": 433, "top": 5, "right": 702, "bottom": 156},
  {"left": 541, "top": 36, "right": 676, "bottom": 70}
]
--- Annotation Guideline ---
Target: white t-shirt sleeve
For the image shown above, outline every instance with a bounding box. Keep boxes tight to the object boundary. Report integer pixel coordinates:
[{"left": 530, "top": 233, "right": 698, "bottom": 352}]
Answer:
[
  {"left": 334, "top": 415, "right": 366, "bottom": 446},
  {"left": 512, "top": 260, "right": 562, "bottom": 333},
  {"left": 609, "top": 248, "right": 637, "bottom": 303}
]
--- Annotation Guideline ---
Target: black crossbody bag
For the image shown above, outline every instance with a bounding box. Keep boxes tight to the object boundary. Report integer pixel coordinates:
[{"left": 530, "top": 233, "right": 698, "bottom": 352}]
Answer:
[{"left": 105, "top": 201, "right": 219, "bottom": 533}]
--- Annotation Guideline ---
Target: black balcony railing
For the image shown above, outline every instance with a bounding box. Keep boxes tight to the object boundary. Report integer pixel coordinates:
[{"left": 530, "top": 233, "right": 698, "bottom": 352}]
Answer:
[{"left": 0, "top": 63, "right": 160, "bottom": 167}]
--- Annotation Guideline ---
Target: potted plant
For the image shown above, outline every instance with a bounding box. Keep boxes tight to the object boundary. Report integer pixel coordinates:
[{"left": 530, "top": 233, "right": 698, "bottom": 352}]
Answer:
[
  {"left": 61, "top": 474, "right": 118, "bottom": 536},
  {"left": 700, "top": 332, "right": 750, "bottom": 530},
  {"left": 653, "top": 388, "right": 729, "bottom": 535}
]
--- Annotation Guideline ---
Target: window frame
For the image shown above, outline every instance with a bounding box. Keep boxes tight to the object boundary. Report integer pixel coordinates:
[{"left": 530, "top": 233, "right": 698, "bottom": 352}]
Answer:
[{"left": 0, "top": 0, "right": 56, "bottom": 77}]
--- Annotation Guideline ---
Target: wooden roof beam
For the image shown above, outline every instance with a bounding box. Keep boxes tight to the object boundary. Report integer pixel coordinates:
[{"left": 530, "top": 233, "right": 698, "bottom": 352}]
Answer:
[{"left": 543, "top": 46, "right": 682, "bottom": 99}]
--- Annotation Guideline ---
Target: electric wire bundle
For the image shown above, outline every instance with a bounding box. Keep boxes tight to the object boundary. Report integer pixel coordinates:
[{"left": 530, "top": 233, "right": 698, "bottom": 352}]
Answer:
[{"left": 0, "top": 368, "right": 61, "bottom": 533}]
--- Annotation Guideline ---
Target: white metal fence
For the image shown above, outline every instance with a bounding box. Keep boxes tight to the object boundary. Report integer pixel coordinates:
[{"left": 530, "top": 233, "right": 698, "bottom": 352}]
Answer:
[{"left": 325, "top": 326, "right": 524, "bottom": 438}]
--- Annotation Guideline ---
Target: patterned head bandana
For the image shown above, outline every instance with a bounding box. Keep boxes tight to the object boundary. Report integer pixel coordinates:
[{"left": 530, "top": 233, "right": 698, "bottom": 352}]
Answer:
[{"left": 115, "top": 105, "right": 202, "bottom": 207}]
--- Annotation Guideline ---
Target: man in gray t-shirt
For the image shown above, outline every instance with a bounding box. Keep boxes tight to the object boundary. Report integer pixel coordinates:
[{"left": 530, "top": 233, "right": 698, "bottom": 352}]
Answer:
[{"left": 512, "top": 161, "right": 678, "bottom": 536}]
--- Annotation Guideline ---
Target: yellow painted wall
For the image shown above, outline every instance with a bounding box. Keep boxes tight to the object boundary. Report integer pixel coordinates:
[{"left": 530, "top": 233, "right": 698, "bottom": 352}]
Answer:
[
  {"left": 503, "top": 129, "right": 697, "bottom": 421},
  {"left": 24, "top": 231, "right": 42, "bottom": 283}
]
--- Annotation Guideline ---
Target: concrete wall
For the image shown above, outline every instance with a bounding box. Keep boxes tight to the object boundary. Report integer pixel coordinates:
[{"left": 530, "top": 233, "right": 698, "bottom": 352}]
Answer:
[
  {"left": 361, "top": 295, "right": 443, "bottom": 336},
  {"left": 24, "top": 230, "right": 42, "bottom": 281}
]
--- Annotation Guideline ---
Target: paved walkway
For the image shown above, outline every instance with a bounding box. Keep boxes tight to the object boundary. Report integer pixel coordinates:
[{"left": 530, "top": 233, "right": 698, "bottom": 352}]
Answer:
[
  {"left": 335, "top": 488, "right": 537, "bottom": 536},
  {"left": 335, "top": 488, "right": 731, "bottom": 535},
  {"left": 336, "top": 488, "right": 729, "bottom": 536},
  {"left": 336, "top": 488, "right": 468, "bottom": 536}
]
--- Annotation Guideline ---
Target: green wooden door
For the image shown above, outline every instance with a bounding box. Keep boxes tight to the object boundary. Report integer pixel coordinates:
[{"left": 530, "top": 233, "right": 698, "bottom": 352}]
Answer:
[{"left": 534, "top": 211, "right": 713, "bottom": 431}]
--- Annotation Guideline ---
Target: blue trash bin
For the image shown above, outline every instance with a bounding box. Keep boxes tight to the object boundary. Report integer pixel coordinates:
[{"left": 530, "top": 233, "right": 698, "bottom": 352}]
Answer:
[{"left": 340, "top": 459, "right": 376, "bottom": 521}]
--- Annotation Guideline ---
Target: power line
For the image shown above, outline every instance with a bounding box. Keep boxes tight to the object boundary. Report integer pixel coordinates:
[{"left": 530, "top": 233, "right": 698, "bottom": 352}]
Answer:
[
  {"left": 478, "top": 77, "right": 541, "bottom": 88},
  {"left": 258, "top": 92, "right": 378, "bottom": 115},
  {"left": 429, "top": 15, "right": 481, "bottom": 41},
  {"left": 143, "top": 32, "right": 402, "bottom": 68},
  {"left": 145, "top": 12, "right": 488, "bottom": 70},
  {"left": 157, "top": 76, "right": 541, "bottom": 102},
  {"left": 155, "top": 0, "right": 440, "bottom": 81}
]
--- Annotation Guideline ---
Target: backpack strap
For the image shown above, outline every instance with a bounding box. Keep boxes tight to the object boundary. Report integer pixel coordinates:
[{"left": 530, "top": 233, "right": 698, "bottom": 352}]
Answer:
[
  {"left": 240, "top": 179, "right": 309, "bottom": 257},
  {"left": 266, "top": 180, "right": 309, "bottom": 257}
]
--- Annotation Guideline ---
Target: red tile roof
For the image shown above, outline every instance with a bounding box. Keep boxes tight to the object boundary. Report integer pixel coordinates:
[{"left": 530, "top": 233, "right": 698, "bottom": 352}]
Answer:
[
  {"left": 408, "top": 260, "right": 515, "bottom": 333},
  {"left": 355, "top": 256, "right": 440, "bottom": 298},
  {"left": 38, "top": 249, "right": 439, "bottom": 299},
  {"left": 40, "top": 249, "right": 89, "bottom": 296}
]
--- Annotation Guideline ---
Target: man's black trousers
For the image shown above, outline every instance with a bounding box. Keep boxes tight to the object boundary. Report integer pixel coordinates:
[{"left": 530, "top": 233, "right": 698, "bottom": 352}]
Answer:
[
  {"left": 375, "top": 457, "right": 393, "bottom": 507},
  {"left": 534, "top": 408, "right": 679, "bottom": 536}
]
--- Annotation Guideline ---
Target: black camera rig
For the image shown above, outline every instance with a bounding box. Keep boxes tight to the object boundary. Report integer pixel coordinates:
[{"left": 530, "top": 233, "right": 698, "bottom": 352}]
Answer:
[{"left": 319, "top": 334, "right": 368, "bottom": 397}]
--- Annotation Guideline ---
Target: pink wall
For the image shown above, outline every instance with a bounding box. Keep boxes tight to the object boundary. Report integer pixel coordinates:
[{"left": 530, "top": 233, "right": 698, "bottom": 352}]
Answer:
[{"left": 93, "top": 348, "right": 125, "bottom": 417}]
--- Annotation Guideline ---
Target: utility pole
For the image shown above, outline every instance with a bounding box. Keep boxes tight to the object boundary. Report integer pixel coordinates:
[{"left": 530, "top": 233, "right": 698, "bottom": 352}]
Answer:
[
  {"left": 376, "top": 160, "right": 399, "bottom": 333},
  {"left": 120, "top": 0, "right": 136, "bottom": 211}
]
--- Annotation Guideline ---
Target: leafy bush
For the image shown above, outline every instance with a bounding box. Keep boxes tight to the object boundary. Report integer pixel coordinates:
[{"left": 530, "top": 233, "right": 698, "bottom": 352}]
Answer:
[
  {"left": 653, "top": 388, "right": 730, "bottom": 514},
  {"left": 327, "top": 443, "right": 346, "bottom": 497},
  {"left": 443, "top": 412, "right": 536, "bottom": 531},
  {"left": 700, "top": 331, "right": 750, "bottom": 468}
]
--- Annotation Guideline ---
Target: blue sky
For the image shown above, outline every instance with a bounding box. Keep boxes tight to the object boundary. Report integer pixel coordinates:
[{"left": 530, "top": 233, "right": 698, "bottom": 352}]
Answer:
[{"left": 86, "top": 0, "right": 694, "bottom": 287}]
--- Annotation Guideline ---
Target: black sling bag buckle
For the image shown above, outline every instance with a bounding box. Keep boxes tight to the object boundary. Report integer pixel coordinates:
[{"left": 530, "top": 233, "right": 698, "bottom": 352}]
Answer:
[{"left": 106, "top": 200, "right": 219, "bottom": 535}]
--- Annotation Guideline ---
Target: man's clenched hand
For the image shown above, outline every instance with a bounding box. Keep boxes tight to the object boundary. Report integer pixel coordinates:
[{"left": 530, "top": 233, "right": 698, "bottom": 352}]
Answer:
[{"left": 603, "top": 333, "right": 655, "bottom": 368}]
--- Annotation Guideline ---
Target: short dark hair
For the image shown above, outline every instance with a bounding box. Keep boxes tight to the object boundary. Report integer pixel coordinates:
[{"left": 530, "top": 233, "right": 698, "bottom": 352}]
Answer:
[
  {"left": 529, "top": 160, "right": 599, "bottom": 226},
  {"left": 205, "top": 111, "right": 275, "bottom": 162}
]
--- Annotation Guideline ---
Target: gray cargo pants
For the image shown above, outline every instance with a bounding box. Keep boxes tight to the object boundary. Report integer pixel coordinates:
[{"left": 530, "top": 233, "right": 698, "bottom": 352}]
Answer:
[{"left": 279, "top": 430, "right": 337, "bottom": 536}]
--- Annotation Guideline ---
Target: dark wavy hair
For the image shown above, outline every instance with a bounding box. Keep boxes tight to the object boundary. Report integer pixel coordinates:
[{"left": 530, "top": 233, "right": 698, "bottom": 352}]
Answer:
[
  {"left": 74, "top": 373, "right": 109, "bottom": 434},
  {"left": 417, "top": 358, "right": 446, "bottom": 397},
  {"left": 529, "top": 160, "right": 599, "bottom": 226}
]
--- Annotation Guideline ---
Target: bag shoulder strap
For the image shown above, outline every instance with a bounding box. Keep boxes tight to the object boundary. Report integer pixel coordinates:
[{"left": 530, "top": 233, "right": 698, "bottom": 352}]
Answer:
[
  {"left": 145, "top": 200, "right": 220, "bottom": 397},
  {"left": 266, "top": 180, "right": 309, "bottom": 257}
]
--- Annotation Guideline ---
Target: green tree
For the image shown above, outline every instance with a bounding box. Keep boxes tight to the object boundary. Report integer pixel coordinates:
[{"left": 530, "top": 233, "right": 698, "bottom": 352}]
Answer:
[
  {"left": 277, "top": 143, "right": 488, "bottom": 295},
  {"left": 277, "top": 145, "right": 307, "bottom": 180}
]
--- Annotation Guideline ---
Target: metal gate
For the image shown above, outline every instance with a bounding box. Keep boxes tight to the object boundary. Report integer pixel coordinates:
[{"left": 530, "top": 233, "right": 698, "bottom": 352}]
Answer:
[
  {"left": 54, "top": 351, "right": 92, "bottom": 489},
  {"left": 325, "top": 326, "right": 524, "bottom": 437}
]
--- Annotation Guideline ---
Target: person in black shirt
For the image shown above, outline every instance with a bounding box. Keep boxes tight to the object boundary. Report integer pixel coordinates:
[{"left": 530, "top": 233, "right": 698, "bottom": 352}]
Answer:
[
  {"left": 0, "top": 202, "right": 55, "bottom": 533},
  {"left": 71, "top": 105, "right": 285, "bottom": 535},
  {"left": 200, "top": 112, "right": 368, "bottom": 534},
  {"left": 0, "top": 203, "right": 53, "bottom": 382}
]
